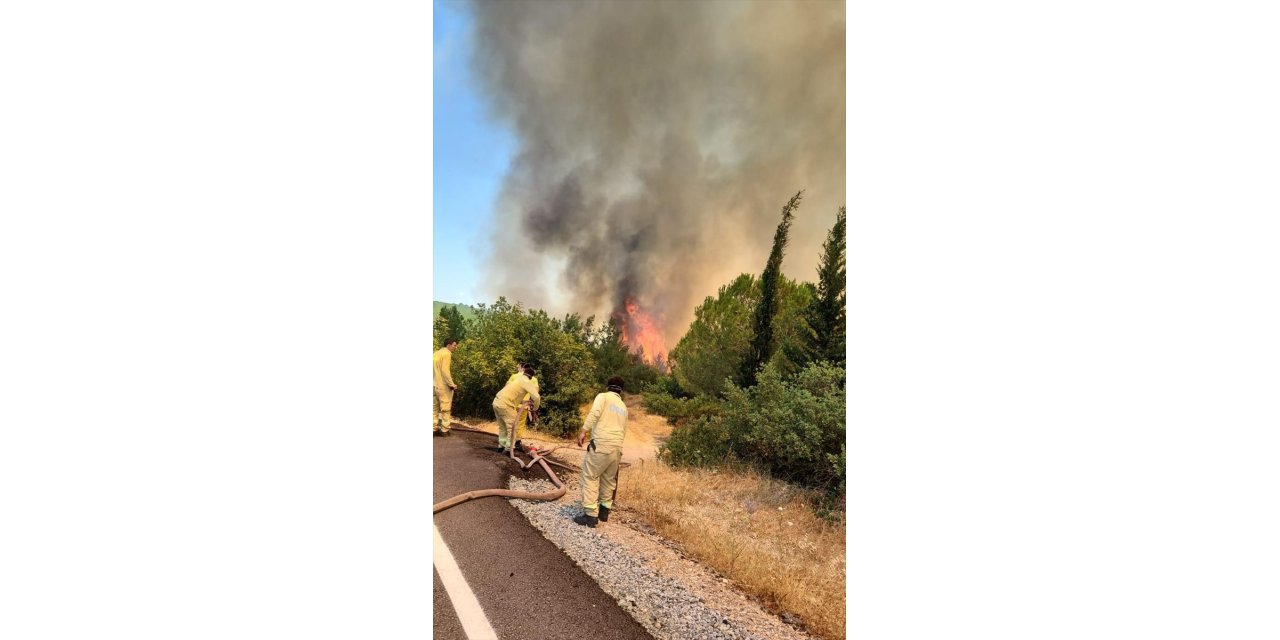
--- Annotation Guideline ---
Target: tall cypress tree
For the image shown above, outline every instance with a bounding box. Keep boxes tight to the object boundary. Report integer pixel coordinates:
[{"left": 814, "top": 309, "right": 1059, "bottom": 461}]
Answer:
[{"left": 740, "top": 190, "right": 803, "bottom": 387}]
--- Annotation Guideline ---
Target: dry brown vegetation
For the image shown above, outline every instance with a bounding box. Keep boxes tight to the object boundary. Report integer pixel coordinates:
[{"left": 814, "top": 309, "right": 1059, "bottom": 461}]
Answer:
[{"left": 620, "top": 459, "right": 846, "bottom": 640}]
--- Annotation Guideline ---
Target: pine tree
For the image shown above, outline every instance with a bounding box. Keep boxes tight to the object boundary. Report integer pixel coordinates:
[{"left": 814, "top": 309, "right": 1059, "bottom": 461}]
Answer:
[
  {"left": 809, "top": 207, "right": 846, "bottom": 368},
  {"left": 785, "top": 206, "right": 846, "bottom": 371},
  {"left": 740, "top": 190, "right": 803, "bottom": 387}
]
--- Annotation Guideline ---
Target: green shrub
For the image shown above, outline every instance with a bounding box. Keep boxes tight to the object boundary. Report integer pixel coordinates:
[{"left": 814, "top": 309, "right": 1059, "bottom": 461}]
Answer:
[
  {"left": 641, "top": 391, "right": 684, "bottom": 421},
  {"left": 659, "top": 414, "right": 733, "bottom": 469},
  {"left": 449, "top": 298, "right": 596, "bottom": 438},
  {"left": 660, "top": 361, "right": 845, "bottom": 493},
  {"left": 722, "top": 361, "right": 846, "bottom": 492},
  {"left": 645, "top": 373, "right": 690, "bottom": 399},
  {"left": 642, "top": 390, "right": 724, "bottom": 425}
]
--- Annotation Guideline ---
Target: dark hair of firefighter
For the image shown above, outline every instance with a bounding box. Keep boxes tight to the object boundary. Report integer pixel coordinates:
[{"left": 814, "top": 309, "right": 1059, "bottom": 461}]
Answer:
[
  {"left": 445, "top": 338, "right": 458, "bottom": 347},
  {"left": 522, "top": 364, "right": 536, "bottom": 377},
  {"left": 606, "top": 376, "right": 624, "bottom": 393}
]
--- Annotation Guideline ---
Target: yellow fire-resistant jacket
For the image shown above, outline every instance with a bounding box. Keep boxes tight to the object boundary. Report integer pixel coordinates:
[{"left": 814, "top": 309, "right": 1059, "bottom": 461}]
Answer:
[
  {"left": 582, "top": 391, "right": 627, "bottom": 448},
  {"left": 495, "top": 373, "right": 540, "bottom": 411},
  {"left": 433, "top": 347, "right": 454, "bottom": 389},
  {"left": 499, "top": 373, "right": 540, "bottom": 407}
]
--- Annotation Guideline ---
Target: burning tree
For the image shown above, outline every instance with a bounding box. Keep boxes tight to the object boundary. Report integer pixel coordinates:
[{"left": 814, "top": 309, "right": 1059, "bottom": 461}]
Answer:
[{"left": 612, "top": 297, "right": 669, "bottom": 371}]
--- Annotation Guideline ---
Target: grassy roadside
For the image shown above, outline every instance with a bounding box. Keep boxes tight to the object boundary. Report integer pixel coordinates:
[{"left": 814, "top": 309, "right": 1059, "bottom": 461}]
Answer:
[{"left": 620, "top": 460, "right": 845, "bottom": 640}]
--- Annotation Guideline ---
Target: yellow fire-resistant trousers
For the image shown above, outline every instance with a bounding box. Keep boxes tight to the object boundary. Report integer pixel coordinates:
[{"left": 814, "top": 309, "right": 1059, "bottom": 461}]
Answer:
[
  {"left": 497, "top": 404, "right": 530, "bottom": 450},
  {"left": 433, "top": 386, "right": 454, "bottom": 432},
  {"left": 581, "top": 442, "right": 622, "bottom": 517},
  {"left": 492, "top": 400, "right": 520, "bottom": 449}
]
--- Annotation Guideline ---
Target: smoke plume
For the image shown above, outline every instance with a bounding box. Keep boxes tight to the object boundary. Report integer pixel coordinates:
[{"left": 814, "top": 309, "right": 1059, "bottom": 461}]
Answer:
[{"left": 469, "top": 0, "right": 845, "bottom": 355}]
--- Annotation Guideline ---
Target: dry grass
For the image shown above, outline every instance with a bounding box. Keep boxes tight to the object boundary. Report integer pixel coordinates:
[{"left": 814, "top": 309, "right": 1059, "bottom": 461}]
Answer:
[{"left": 620, "top": 460, "right": 846, "bottom": 640}]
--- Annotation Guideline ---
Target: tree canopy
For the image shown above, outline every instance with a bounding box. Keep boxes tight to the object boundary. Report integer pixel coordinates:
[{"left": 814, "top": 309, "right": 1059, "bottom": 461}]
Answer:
[{"left": 671, "top": 273, "right": 813, "bottom": 397}]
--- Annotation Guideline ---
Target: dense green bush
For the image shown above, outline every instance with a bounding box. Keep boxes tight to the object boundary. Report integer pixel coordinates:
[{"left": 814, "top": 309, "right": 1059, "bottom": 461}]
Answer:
[
  {"left": 550, "top": 312, "right": 661, "bottom": 390},
  {"left": 658, "top": 414, "right": 733, "bottom": 469},
  {"left": 644, "top": 373, "right": 690, "bottom": 399},
  {"left": 660, "top": 361, "right": 845, "bottom": 494},
  {"left": 640, "top": 391, "right": 680, "bottom": 419},
  {"left": 641, "top": 390, "right": 724, "bottom": 425},
  {"left": 726, "top": 361, "right": 845, "bottom": 492},
  {"left": 449, "top": 298, "right": 597, "bottom": 437}
]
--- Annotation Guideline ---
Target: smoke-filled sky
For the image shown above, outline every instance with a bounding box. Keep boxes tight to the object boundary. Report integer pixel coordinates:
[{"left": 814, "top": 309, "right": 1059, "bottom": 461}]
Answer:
[{"left": 437, "top": 0, "right": 844, "bottom": 353}]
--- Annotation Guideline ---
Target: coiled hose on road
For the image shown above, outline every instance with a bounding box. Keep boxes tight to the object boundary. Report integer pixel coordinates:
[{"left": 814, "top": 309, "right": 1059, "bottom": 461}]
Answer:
[{"left": 431, "top": 423, "right": 631, "bottom": 514}]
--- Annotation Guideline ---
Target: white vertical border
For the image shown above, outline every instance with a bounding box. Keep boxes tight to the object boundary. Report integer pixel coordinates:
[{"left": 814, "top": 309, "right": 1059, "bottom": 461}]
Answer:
[
  {"left": 848, "top": 1, "right": 1280, "bottom": 638},
  {"left": 1, "top": 1, "right": 434, "bottom": 638}
]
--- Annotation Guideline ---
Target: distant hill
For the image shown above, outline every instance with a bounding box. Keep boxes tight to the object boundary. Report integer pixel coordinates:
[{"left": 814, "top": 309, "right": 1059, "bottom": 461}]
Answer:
[{"left": 433, "top": 301, "right": 479, "bottom": 321}]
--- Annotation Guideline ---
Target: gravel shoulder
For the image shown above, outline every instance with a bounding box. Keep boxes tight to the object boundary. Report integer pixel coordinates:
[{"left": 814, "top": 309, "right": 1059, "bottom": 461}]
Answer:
[{"left": 508, "top": 470, "right": 819, "bottom": 640}]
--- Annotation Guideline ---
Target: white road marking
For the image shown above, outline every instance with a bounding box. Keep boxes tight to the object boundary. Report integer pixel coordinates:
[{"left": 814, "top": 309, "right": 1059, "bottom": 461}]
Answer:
[{"left": 433, "top": 524, "right": 499, "bottom": 640}]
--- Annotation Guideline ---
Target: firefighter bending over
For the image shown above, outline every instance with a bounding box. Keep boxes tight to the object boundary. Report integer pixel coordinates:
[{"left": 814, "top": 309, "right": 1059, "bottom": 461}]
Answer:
[
  {"left": 515, "top": 366, "right": 540, "bottom": 448},
  {"left": 492, "top": 363, "right": 540, "bottom": 454},
  {"left": 497, "top": 363, "right": 540, "bottom": 451}
]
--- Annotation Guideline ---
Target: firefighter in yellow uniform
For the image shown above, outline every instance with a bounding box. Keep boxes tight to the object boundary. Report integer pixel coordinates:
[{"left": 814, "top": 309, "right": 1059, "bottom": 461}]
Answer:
[
  {"left": 433, "top": 339, "right": 458, "bottom": 434},
  {"left": 492, "top": 364, "right": 540, "bottom": 453},
  {"left": 498, "top": 364, "right": 540, "bottom": 451},
  {"left": 574, "top": 376, "right": 627, "bottom": 527}
]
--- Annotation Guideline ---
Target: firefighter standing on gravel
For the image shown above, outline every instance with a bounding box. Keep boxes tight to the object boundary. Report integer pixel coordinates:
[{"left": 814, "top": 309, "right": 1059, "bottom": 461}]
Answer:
[
  {"left": 493, "top": 363, "right": 540, "bottom": 453},
  {"left": 433, "top": 339, "right": 459, "bottom": 435},
  {"left": 574, "top": 376, "right": 627, "bottom": 528}
]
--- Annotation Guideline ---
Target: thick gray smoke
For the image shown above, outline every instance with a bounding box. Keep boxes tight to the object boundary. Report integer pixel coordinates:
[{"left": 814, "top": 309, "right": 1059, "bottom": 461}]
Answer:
[{"left": 469, "top": 0, "right": 845, "bottom": 354}]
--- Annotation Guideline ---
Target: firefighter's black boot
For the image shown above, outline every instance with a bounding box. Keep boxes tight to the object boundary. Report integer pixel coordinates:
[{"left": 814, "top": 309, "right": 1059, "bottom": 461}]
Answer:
[
  {"left": 598, "top": 505, "right": 611, "bottom": 522},
  {"left": 573, "top": 513, "right": 598, "bottom": 528}
]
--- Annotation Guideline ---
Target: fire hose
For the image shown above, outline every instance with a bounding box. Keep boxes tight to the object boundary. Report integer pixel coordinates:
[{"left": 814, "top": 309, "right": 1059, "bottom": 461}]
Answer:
[{"left": 432, "top": 420, "right": 630, "bottom": 514}]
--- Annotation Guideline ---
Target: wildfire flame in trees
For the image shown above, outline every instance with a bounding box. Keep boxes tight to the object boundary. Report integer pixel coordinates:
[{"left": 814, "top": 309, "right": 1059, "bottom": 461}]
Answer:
[{"left": 615, "top": 297, "right": 668, "bottom": 370}]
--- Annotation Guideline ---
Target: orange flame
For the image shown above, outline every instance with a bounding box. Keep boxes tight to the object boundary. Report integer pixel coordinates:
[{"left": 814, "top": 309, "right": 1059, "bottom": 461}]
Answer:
[{"left": 616, "top": 297, "right": 668, "bottom": 370}]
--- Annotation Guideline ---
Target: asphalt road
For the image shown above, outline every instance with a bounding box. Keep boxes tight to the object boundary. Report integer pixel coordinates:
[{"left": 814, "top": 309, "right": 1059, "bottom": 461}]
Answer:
[{"left": 433, "top": 427, "right": 652, "bottom": 640}]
